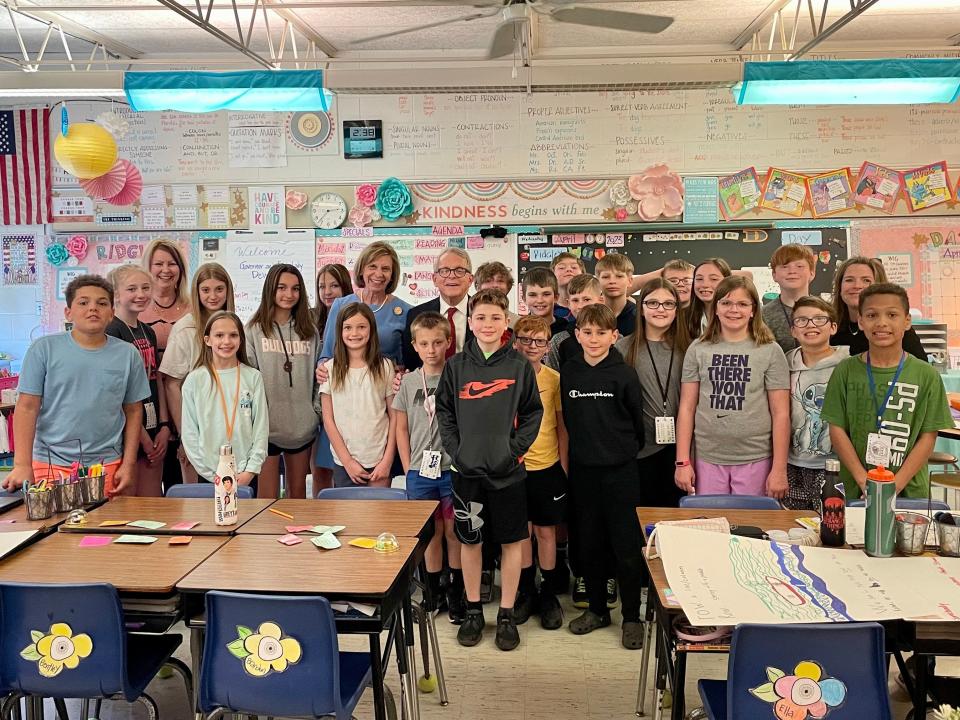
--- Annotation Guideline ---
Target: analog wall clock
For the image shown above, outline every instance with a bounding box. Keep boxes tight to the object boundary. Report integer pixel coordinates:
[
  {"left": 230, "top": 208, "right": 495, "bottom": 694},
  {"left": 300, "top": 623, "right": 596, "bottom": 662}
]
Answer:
[{"left": 311, "top": 192, "right": 348, "bottom": 229}]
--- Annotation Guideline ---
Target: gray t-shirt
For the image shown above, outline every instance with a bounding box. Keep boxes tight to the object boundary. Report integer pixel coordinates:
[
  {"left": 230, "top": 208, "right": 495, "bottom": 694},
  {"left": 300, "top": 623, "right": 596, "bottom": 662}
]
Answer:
[
  {"left": 761, "top": 298, "right": 798, "bottom": 354},
  {"left": 392, "top": 370, "right": 453, "bottom": 471},
  {"left": 681, "top": 337, "right": 790, "bottom": 464},
  {"left": 616, "top": 336, "right": 683, "bottom": 459}
]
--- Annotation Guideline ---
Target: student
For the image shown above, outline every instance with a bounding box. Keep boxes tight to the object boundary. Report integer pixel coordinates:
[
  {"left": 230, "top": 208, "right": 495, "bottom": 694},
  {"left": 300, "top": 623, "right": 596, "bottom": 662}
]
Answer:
[
  {"left": 393, "top": 311, "right": 463, "bottom": 622},
  {"left": 596, "top": 253, "right": 637, "bottom": 337},
  {"left": 784, "top": 296, "right": 848, "bottom": 510},
  {"left": 522, "top": 267, "right": 569, "bottom": 337},
  {"left": 474, "top": 261, "right": 519, "bottom": 328},
  {"left": 762, "top": 244, "right": 817, "bottom": 354},
  {"left": 106, "top": 264, "right": 170, "bottom": 497},
  {"left": 560, "top": 304, "right": 646, "bottom": 649},
  {"left": 246, "top": 264, "right": 321, "bottom": 500},
  {"left": 180, "top": 311, "right": 268, "bottom": 486},
  {"left": 550, "top": 252, "right": 584, "bottom": 315},
  {"left": 436, "top": 289, "right": 543, "bottom": 651},
  {"left": 617, "top": 278, "right": 690, "bottom": 508},
  {"left": 662, "top": 259, "right": 695, "bottom": 308},
  {"left": 830, "top": 256, "right": 927, "bottom": 360},
  {"left": 545, "top": 273, "right": 603, "bottom": 371},
  {"left": 822, "top": 283, "right": 952, "bottom": 500},
  {"left": 675, "top": 276, "right": 790, "bottom": 498},
  {"left": 318, "top": 303, "right": 397, "bottom": 488},
  {"left": 511, "top": 314, "right": 568, "bottom": 631},
  {"left": 685, "top": 258, "right": 731, "bottom": 340},
  {"left": 3, "top": 275, "right": 149, "bottom": 496},
  {"left": 159, "top": 263, "right": 235, "bottom": 484}
]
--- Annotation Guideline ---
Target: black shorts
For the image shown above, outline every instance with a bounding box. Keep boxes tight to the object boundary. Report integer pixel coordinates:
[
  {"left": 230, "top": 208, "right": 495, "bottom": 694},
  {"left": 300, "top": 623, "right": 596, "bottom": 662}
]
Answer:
[
  {"left": 267, "top": 439, "right": 314, "bottom": 456},
  {"left": 525, "top": 462, "right": 567, "bottom": 526},
  {"left": 452, "top": 472, "right": 529, "bottom": 546}
]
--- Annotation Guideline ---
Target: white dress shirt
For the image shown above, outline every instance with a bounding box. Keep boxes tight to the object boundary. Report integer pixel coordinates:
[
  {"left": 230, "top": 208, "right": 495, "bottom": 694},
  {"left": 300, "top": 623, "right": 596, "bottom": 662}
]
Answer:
[{"left": 441, "top": 295, "right": 470, "bottom": 352}]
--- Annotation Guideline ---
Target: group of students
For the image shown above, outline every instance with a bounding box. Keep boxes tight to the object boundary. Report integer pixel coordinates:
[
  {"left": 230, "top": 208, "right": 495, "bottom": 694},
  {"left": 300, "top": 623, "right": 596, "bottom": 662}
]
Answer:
[{"left": 2, "top": 237, "right": 954, "bottom": 656}]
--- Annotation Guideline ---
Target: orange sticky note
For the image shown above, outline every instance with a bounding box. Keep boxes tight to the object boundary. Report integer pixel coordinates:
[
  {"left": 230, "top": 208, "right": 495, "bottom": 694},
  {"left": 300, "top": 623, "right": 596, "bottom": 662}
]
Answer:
[
  {"left": 99, "top": 520, "right": 130, "bottom": 527},
  {"left": 349, "top": 537, "right": 378, "bottom": 549},
  {"left": 168, "top": 536, "right": 192, "bottom": 545}
]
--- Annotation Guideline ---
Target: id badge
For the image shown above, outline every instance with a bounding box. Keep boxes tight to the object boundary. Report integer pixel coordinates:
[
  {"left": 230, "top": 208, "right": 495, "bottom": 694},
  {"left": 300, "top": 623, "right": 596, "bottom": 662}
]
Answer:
[
  {"left": 655, "top": 416, "right": 676, "bottom": 445},
  {"left": 865, "top": 432, "right": 892, "bottom": 467},
  {"left": 420, "top": 450, "right": 442, "bottom": 480},
  {"left": 143, "top": 401, "right": 158, "bottom": 430}
]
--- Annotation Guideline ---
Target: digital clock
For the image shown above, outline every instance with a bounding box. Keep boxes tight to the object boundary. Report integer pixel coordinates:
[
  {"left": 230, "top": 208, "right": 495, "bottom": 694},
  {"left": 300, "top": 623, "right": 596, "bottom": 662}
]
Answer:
[{"left": 343, "top": 120, "right": 383, "bottom": 159}]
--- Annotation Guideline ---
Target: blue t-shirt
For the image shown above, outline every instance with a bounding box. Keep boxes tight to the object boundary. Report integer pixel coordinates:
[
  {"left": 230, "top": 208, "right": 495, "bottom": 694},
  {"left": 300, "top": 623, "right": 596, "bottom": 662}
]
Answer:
[
  {"left": 320, "top": 293, "right": 411, "bottom": 367},
  {"left": 18, "top": 332, "right": 150, "bottom": 466}
]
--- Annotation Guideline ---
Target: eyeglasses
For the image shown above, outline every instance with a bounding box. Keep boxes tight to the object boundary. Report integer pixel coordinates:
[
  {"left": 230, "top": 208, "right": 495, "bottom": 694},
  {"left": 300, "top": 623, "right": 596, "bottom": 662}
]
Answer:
[
  {"left": 667, "top": 277, "right": 692, "bottom": 286},
  {"left": 642, "top": 299, "right": 678, "bottom": 311},
  {"left": 436, "top": 267, "right": 470, "bottom": 278},
  {"left": 716, "top": 300, "right": 753, "bottom": 311},
  {"left": 792, "top": 315, "right": 832, "bottom": 328},
  {"left": 516, "top": 336, "right": 548, "bottom": 348}
]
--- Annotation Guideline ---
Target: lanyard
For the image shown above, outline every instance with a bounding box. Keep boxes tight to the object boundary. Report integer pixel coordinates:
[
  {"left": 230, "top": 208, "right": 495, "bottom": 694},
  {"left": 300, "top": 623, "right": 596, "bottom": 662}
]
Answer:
[
  {"left": 779, "top": 299, "right": 793, "bottom": 330},
  {"left": 213, "top": 365, "right": 242, "bottom": 441},
  {"left": 419, "top": 369, "right": 436, "bottom": 425},
  {"left": 645, "top": 341, "right": 674, "bottom": 414},
  {"left": 866, "top": 351, "right": 906, "bottom": 431}
]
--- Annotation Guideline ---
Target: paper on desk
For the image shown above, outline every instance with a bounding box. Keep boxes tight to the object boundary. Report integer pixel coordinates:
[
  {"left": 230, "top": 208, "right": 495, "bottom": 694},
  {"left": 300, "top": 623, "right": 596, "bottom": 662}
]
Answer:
[
  {"left": 78, "top": 536, "right": 112, "bottom": 548},
  {"left": 312, "top": 533, "right": 341, "bottom": 550},
  {"left": 168, "top": 536, "right": 192, "bottom": 545},
  {"left": 277, "top": 534, "right": 302, "bottom": 546},
  {"left": 309, "top": 524, "right": 345, "bottom": 534},
  {"left": 127, "top": 520, "right": 166, "bottom": 530},
  {"left": 171, "top": 521, "right": 199, "bottom": 531},
  {"left": 114, "top": 534, "right": 158, "bottom": 544},
  {"left": 285, "top": 525, "right": 313, "bottom": 533},
  {"left": 99, "top": 520, "right": 130, "bottom": 527},
  {"left": 0, "top": 530, "right": 37, "bottom": 559},
  {"left": 349, "top": 537, "right": 377, "bottom": 549},
  {"left": 330, "top": 601, "right": 377, "bottom": 617}
]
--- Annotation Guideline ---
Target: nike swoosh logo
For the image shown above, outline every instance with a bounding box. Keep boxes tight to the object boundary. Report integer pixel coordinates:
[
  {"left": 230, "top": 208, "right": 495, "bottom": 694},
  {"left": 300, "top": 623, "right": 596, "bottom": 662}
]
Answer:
[
  {"left": 716, "top": 414, "right": 729, "bottom": 419},
  {"left": 459, "top": 379, "right": 516, "bottom": 399},
  {"left": 553, "top": 494, "right": 566, "bottom": 501}
]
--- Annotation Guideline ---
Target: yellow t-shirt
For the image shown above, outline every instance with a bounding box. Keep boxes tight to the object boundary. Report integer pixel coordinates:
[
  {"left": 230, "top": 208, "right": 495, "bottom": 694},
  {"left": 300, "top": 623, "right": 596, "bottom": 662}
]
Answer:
[{"left": 525, "top": 365, "right": 561, "bottom": 471}]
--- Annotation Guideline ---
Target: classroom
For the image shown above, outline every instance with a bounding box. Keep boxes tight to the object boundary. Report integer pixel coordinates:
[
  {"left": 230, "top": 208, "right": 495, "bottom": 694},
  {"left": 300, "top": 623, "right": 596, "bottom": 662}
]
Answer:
[{"left": 4, "top": 2, "right": 960, "bottom": 719}]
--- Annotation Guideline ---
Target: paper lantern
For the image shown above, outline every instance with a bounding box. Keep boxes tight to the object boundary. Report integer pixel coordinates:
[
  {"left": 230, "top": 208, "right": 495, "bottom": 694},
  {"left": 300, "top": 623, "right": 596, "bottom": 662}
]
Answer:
[
  {"left": 78, "top": 160, "right": 126, "bottom": 200},
  {"left": 53, "top": 123, "right": 118, "bottom": 179},
  {"left": 104, "top": 160, "right": 142, "bottom": 206}
]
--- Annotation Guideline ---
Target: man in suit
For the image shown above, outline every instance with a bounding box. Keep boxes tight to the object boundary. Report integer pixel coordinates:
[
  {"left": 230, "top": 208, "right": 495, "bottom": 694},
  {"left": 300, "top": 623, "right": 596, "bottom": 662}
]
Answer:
[{"left": 403, "top": 248, "right": 474, "bottom": 370}]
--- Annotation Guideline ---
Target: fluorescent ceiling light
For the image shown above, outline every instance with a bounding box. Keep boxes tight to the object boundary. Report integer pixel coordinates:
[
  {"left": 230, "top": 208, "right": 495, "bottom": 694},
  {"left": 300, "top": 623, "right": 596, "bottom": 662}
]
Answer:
[
  {"left": 124, "top": 70, "right": 329, "bottom": 112},
  {"left": 733, "top": 58, "right": 960, "bottom": 105}
]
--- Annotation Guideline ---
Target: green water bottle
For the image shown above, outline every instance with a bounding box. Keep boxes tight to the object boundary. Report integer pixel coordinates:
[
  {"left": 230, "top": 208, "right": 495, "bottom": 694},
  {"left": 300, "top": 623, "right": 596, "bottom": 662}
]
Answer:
[{"left": 865, "top": 466, "right": 896, "bottom": 557}]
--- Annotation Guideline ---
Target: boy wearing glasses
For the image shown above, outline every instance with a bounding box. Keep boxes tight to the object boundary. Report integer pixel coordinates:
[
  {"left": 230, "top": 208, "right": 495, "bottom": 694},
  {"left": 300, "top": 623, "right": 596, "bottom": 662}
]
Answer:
[
  {"left": 763, "top": 244, "right": 817, "bottom": 354},
  {"left": 661, "top": 259, "right": 695, "bottom": 307},
  {"left": 511, "top": 314, "right": 568, "bottom": 630},
  {"left": 784, "top": 296, "right": 848, "bottom": 510}
]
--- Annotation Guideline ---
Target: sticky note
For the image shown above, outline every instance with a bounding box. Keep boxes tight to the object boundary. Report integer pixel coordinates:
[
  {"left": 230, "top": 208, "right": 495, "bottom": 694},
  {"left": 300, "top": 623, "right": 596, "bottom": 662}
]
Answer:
[
  {"left": 127, "top": 520, "right": 166, "bottom": 530},
  {"left": 114, "top": 534, "right": 158, "bottom": 544},
  {"left": 312, "top": 533, "right": 342, "bottom": 550},
  {"left": 285, "top": 525, "right": 314, "bottom": 533},
  {"left": 349, "top": 537, "right": 378, "bottom": 549},
  {"left": 309, "top": 524, "right": 345, "bottom": 535},
  {"left": 277, "top": 534, "right": 302, "bottom": 546},
  {"left": 168, "top": 536, "right": 192, "bottom": 545},
  {"left": 171, "top": 521, "right": 199, "bottom": 531},
  {"left": 79, "top": 536, "right": 112, "bottom": 548},
  {"left": 99, "top": 520, "right": 130, "bottom": 527}
]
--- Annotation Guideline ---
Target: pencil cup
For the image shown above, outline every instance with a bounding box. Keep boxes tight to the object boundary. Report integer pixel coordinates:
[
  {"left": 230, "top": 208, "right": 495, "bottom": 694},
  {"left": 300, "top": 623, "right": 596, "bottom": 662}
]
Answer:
[
  {"left": 53, "top": 481, "right": 83, "bottom": 513},
  {"left": 81, "top": 473, "right": 105, "bottom": 504},
  {"left": 935, "top": 512, "right": 960, "bottom": 557},
  {"left": 895, "top": 512, "right": 930, "bottom": 556},
  {"left": 24, "top": 490, "right": 53, "bottom": 520}
]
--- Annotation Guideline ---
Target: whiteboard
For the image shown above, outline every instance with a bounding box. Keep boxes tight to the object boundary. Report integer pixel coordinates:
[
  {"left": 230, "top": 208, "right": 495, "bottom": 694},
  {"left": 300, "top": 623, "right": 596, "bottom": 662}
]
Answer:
[
  {"left": 223, "top": 230, "right": 316, "bottom": 321},
  {"left": 57, "top": 92, "right": 960, "bottom": 184}
]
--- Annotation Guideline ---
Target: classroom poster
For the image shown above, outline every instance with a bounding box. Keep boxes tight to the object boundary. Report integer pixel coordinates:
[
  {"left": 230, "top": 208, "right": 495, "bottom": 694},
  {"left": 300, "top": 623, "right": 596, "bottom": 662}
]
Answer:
[
  {"left": 249, "top": 186, "right": 285, "bottom": 228},
  {"left": 1, "top": 233, "right": 38, "bottom": 286},
  {"left": 718, "top": 167, "right": 761, "bottom": 219},
  {"left": 903, "top": 161, "right": 951, "bottom": 212},
  {"left": 806, "top": 168, "right": 856, "bottom": 218},
  {"left": 227, "top": 112, "right": 288, "bottom": 168},
  {"left": 760, "top": 168, "right": 807, "bottom": 217},
  {"left": 854, "top": 162, "right": 902, "bottom": 214}
]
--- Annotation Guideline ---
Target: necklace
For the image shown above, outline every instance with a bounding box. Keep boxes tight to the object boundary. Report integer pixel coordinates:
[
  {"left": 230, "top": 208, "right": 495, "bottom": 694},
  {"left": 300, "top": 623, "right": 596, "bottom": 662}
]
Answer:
[
  {"left": 360, "top": 290, "right": 389, "bottom": 313},
  {"left": 153, "top": 294, "right": 179, "bottom": 310},
  {"left": 274, "top": 320, "right": 294, "bottom": 387}
]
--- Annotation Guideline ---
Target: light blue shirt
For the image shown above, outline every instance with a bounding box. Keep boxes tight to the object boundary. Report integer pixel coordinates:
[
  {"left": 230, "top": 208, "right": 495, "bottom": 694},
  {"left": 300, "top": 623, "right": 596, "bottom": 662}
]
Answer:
[
  {"left": 18, "top": 332, "right": 150, "bottom": 466},
  {"left": 320, "top": 293, "right": 411, "bottom": 367}
]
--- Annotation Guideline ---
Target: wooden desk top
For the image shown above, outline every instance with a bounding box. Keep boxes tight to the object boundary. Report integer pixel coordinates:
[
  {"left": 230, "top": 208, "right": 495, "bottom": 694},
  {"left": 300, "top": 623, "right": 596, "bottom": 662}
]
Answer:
[
  {"left": 0, "top": 503, "right": 71, "bottom": 534},
  {"left": 177, "top": 535, "right": 416, "bottom": 597},
  {"left": 939, "top": 426, "right": 960, "bottom": 441},
  {"left": 58, "top": 497, "right": 275, "bottom": 535},
  {"left": 236, "top": 498, "right": 436, "bottom": 538},
  {"left": 0, "top": 532, "right": 228, "bottom": 594}
]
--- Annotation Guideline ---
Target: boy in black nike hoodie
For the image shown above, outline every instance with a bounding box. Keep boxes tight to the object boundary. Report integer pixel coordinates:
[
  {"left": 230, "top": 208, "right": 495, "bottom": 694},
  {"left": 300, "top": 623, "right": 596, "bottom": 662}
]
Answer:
[
  {"left": 436, "top": 289, "right": 543, "bottom": 652},
  {"left": 560, "top": 303, "right": 647, "bottom": 649}
]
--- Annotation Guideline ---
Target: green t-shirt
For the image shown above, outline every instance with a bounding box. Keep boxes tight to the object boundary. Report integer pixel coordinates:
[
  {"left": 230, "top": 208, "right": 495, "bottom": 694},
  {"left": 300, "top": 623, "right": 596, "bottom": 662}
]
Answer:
[{"left": 821, "top": 354, "right": 953, "bottom": 498}]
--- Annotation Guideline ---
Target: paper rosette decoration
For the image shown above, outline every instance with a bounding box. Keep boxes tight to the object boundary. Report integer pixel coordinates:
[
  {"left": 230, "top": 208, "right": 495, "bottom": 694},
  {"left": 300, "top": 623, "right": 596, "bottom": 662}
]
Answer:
[
  {"left": 45, "top": 243, "right": 69, "bottom": 266},
  {"left": 356, "top": 183, "right": 378, "bottom": 207},
  {"left": 348, "top": 204, "right": 373, "bottom": 227},
  {"left": 628, "top": 164, "right": 685, "bottom": 220},
  {"left": 65, "top": 235, "right": 88, "bottom": 261},
  {"left": 53, "top": 123, "right": 118, "bottom": 179},
  {"left": 96, "top": 111, "right": 129, "bottom": 140},
  {"left": 374, "top": 178, "right": 414, "bottom": 221},
  {"left": 608, "top": 180, "right": 631, "bottom": 207},
  {"left": 103, "top": 160, "right": 142, "bottom": 206},
  {"left": 79, "top": 160, "right": 127, "bottom": 200}
]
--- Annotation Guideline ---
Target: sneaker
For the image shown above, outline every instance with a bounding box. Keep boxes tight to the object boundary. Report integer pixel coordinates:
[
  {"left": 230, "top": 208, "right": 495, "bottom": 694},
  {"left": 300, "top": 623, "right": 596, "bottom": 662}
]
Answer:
[
  {"left": 480, "top": 570, "right": 494, "bottom": 603},
  {"left": 606, "top": 578, "right": 618, "bottom": 608},
  {"left": 539, "top": 592, "right": 564, "bottom": 630},
  {"left": 513, "top": 591, "right": 536, "bottom": 625},
  {"left": 495, "top": 608, "right": 520, "bottom": 651},
  {"left": 622, "top": 621, "right": 644, "bottom": 650},
  {"left": 572, "top": 577, "right": 589, "bottom": 608},
  {"left": 568, "top": 610, "right": 611, "bottom": 635},
  {"left": 457, "top": 608, "right": 485, "bottom": 647},
  {"left": 447, "top": 585, "right": 465, "bottom": 625}
]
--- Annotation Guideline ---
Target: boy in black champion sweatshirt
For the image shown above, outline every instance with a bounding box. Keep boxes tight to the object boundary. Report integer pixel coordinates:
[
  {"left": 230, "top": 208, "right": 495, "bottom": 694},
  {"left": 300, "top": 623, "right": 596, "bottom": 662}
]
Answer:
[
  {"left": 560, "top": 303, "right": 647, "bottom": 649},
  {"left": 436, "top": 289, "right": 543, "bottom": 652}
]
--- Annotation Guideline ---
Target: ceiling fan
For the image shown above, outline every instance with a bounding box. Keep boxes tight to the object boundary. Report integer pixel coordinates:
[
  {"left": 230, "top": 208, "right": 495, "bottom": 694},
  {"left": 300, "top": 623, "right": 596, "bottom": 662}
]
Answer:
[{"left": 351, "top": 0, "right": 674, "bottom": 59}]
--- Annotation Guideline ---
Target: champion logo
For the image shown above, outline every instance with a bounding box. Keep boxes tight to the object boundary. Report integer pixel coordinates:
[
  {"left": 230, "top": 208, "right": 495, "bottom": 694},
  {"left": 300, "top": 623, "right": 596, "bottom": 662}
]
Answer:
[
  {"left": 568, "top": 389, "right": 613, "bottom": 399},
  {"left": 459, "top": 379, "right": 515, "bottom": 399}
]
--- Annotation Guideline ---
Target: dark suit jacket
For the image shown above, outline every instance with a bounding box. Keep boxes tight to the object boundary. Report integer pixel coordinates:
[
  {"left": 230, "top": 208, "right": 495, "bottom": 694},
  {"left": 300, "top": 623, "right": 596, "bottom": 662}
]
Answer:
[{"left": 401, "top": 296, "right": 474, "bottom": 370}]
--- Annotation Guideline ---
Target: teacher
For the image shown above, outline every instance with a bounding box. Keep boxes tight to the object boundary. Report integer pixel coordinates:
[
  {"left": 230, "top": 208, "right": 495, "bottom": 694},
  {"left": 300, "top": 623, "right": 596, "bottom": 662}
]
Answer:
[{"left": 320, "top": 241, "right": 411, "bottom": 367}]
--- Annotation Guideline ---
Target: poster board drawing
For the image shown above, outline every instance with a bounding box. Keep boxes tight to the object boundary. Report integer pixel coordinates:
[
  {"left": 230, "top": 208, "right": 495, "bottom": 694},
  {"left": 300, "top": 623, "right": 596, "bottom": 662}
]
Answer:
[
  {"left": 761, "top": 168, "right": 807, "bottom": 217},
  {"left": 806, "top": 168, "right": 856, "bottom": 219},
  {"left": 903, "top": 161, "right": 951, "bottom": 213},
  {"left": 854, "top": 162, "right": 902, "bottom": 215},
  {"left": 718, "top": 167, "right": 761, "bottom": 219}
]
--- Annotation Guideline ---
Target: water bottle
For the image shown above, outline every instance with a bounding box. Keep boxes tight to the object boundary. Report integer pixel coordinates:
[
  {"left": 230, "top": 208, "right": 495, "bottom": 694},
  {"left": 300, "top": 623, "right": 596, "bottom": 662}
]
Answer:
[
  {"left": 820, "top": 459, "right": 845, "bottom": 547},
  {"left": 865, "top": 466, "right": 896, "bottom": 557},
  {"left": 214, "top": 444, "right": 238, "bottom": 526}
]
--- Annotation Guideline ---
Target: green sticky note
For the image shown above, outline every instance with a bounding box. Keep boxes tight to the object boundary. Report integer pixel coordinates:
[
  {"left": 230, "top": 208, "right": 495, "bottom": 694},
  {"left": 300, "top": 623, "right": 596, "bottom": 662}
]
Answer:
[
  {"left": 127, "top": 520, "right": 166, "bottom": 530},
  {"left": 312, "top": 533, "right": 341, "bottom": 550},
  {"left": 309, "top": 524, "right": 345, "bottom": 535},
  {"left": 114, "top": 534, "right": 158, "bottom": 544}
]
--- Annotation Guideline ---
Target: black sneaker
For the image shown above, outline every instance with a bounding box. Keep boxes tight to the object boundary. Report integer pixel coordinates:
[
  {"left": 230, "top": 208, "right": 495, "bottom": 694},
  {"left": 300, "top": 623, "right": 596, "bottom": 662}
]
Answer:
[
  {"left": 447, "top": 585, "right": 466, "bottom": 625},
  {"left": 457, "top": 608, "right": 485, "bottom": 647},
  {"left": 480, "top": 570, "right": 494, "bottom": 603},
  {"left": 539, "top": 592, "right": 564, "bottom": 630},
  {"left": 572, "top": 577, "right": 588, "bottom": 608},
  {"left": 512, "top": 591, "right": 536, "bottom": 625},
  {"left": 495, "top": 608, "right": 520, "bottom": 651},
  {"left": 606, "top": 578, "right": 618, "bottom": 608}
]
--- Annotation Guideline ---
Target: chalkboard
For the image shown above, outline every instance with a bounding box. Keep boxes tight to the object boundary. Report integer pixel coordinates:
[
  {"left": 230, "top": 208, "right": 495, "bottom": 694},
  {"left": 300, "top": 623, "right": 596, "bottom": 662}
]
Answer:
[{"left": 516, "top": 226, "right": 849, "bottom": 297}]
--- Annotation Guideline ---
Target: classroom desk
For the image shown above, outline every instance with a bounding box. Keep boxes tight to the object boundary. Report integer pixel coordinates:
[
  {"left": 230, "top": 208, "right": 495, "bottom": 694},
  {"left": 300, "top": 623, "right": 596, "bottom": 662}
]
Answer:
[
  {"left": 938, "top": 426, "right": 960, "bottom": 442},
  {"left": 57, "top": 497, "right": 275, "bottom": 535},
  {"left": 236, "top": 498, "right": 436, "bottom": 538},
  {"left": 0, "top": 503, "right": 77, "bottom": 534}
]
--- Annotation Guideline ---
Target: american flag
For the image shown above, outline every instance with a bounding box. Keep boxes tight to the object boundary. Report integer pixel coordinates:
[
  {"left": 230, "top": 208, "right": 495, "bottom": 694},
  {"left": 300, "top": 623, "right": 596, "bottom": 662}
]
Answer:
[{"left": 0, "top": 108, "right": 51, "bottom": 226}]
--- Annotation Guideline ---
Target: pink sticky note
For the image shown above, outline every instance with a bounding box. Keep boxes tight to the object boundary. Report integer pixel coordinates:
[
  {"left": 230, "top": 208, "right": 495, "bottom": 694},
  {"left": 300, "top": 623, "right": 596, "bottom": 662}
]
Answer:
[
  {"left": 171, "top": 521, "right": 199, "bottom": 531},
  {"left": 79, "top": 536, "right": 112, "bottom": 548},
  {"left": 285, "top": 525, "right": 313, "bottom": 533},
  {"left": 277, "top": 534, "right": 303, "bottom": 546},
  {"left": 0, "top": 519, "right": 16, "bottom": 524}
]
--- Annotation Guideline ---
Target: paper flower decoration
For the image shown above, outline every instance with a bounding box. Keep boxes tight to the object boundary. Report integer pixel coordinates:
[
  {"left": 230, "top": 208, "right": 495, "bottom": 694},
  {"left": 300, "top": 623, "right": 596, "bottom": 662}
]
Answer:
[
  {"left": 46, "top": 243, "right": 69, "bottom": 266},
  {"left": 615, "top": 207, "right": 628, "bottom": 221},
  {"left": 370, "top": 207, "right": 381, "bottom": 222},
  {"left": 356, "top": 183, "right": 378, "bottom": 208},
  {"left": 609, "top": 180, "right": 631, "bottom": 207},
  {"left": 750, "top": 661, "right": 847, "bottom": 720},
  {"left": 65, "top": 235, "right": 88, "bottom": 261},
  {"left": 628, "top": 164, "right": 685, "bottom": 220},
  {"left": 285, "top": 190, "right": 308, "bottom": 211},
  {"left": 227, "top": 622, "right": 302, "bottom": 677},
  {"left": 349, "top": 204, "right": 373, "bottom": 227},
  {"left": 374, "top": 177, "right": 414, "bottom": 221},
  {"left": 20, "top": 622, "right": 93, "bottom": 678},
  {"left": 53, "top": 123, "right": 118, "bottom": 179},
  {"left": 95, "top": 111, "right": 129, "bottom": 140},
  {"left": 103, "top": 160, "right": 142, "bottom": 206},
  {"left": 78, "top": 160, "right": 127, "bottom": 200}
]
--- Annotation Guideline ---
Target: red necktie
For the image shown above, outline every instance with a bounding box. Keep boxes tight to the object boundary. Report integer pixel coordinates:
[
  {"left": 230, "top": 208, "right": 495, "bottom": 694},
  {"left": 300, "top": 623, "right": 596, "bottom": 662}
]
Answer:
[{"left": 446, "top": 306, "right": 457, "bottom": 358}]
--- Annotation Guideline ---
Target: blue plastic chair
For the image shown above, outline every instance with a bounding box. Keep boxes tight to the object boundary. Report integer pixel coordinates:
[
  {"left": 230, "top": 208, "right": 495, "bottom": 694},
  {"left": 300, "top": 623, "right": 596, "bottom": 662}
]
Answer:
[
  {"left": 199, "top": 591, "right": 373, "bottom": 719},
  {"left": 679, "top": 494, "right": 781, "bottom": 510},
  {"left": 317, "top": 487, "right": 408, "bottom": 501},
  {"left": 165, "top": 483, "right": 254, "bottom": 499},
  {"left": 698, "top": 622, "right": 891, "bottom": 720},
  {"left": 847, "top": 498, "right": 950, "bottom": 511},
  {"left": 0, "top": 582, "right": 190, "bottom": 716}
]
